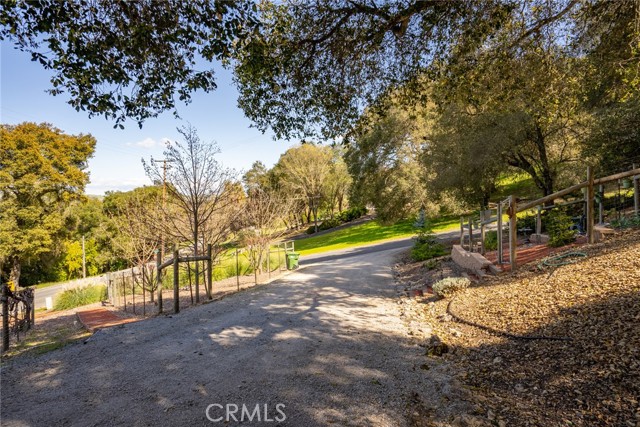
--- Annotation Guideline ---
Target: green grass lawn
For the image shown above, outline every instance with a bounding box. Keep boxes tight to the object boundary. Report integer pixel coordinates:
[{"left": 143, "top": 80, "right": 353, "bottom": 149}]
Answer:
[
  {"left": 493, "top": 173, "right": 540, "bottom": 202},
  {"left": 293, "top": 216, "right": 460, "bottom": 256}
]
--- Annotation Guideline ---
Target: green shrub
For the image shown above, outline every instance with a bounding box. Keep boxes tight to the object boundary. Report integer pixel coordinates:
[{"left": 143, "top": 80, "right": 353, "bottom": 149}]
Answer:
[
  {"left": 411, "top": 224, "right": 446, "bottom": 261},
  {"left": 53, "top": 285, "right": 108, "bottom": 311},
  {"left": 546, "top": 210, "right": 576, "bottom": 247},
  {"left": 610, "top": 215, "right": 640, "bottom": 229},
  {"left": 424, "top": 259, "right": 440, "bottom": 270},
  {"left": 518, "top": 214, "right": 538, "bottom": 233},
  {"left": 336, "top": 206, "right": 367, "bottom": 223},
  {"left": 432, "top": 277, "right": 470, "bottom": 298},
  {"left": 319, "top": 218, "right": 342, "bottom": 231},
  {"left": 484, "top": 230, "right": 498, "bottom": 251},
  {"left": 411, "top": 242, "right": 446, "bottom": 261}
]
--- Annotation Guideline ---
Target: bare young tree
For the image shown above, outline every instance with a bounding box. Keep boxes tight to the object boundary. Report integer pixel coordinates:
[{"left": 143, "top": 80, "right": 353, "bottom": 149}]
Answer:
[
  {"left": 144, "top": 124, "right": 236, "bottom": 302},
  {"left": 240, "top": 188, "right": 291, "bottom": 283},
  {"left": 110, "top": 189, "right": 163, "bottom": 302}
]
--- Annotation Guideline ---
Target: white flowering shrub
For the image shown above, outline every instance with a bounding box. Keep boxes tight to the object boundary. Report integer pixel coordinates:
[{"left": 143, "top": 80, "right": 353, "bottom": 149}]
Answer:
[{"left": 432, "top": 277, "right": 470, "bottom": 298}]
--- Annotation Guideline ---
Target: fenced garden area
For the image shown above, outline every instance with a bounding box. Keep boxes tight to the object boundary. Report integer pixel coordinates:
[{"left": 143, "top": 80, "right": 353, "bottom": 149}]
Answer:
[
  {"left": 106, "top": 241, "right": 296, "bottom": 317},
  {"left": 455, "top": 165, "right": 640, "bottom": 272}
]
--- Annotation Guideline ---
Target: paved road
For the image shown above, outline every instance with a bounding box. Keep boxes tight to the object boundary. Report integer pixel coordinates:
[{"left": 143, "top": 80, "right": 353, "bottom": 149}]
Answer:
[
  {"left": 1, "top": 239, "right": 462, "bottom": 426},
  {"left": 33, "top": 283, "right": 79, "bottom": 309},
  {"left": 299, "top": 228, "right": 460, "bottom": 267}
]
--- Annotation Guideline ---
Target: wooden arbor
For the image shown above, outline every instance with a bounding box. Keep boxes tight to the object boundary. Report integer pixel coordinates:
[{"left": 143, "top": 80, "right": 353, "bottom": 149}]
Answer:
[{"left": 155, "top": 244, "right": 214, "bottom": 314}]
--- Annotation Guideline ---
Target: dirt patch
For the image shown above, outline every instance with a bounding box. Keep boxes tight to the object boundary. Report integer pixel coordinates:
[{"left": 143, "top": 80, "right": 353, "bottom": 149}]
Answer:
[
  {"left": 394, "top": 229, "right": 640, "bottom": 426},
  {"left": 2, "top": 304, "right": 106, "bottom": 359},
  {"left": 393, "top": 247, "right": 465, "bottom": 294}
]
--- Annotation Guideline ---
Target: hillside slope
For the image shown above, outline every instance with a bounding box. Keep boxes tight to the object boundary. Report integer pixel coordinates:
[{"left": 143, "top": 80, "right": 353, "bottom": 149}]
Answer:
[{"left": 397, "top": 229, "right": 640, "bottom": 426}]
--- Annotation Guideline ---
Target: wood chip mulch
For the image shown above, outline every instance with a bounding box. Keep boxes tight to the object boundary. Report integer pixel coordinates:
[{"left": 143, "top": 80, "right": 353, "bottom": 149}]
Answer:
[{"left": 395, "top": 229, "right": 640, "bottom": 427}]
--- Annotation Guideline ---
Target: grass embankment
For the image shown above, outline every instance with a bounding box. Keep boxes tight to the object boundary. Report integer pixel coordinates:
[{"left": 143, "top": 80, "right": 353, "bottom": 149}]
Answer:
[
  {"left": 493, "top": 173, "right": 539, "bottom": 202},
  {"left": 53, "top": 285, "right": 108, "bottom": 311},
  {"left": 294, "top": 216, "right": 460, "bottom": 256}
]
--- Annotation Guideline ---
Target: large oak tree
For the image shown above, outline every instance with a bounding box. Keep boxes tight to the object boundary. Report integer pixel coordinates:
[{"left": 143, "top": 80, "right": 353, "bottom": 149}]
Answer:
[{"left": 0, "top": 122, "right": 96, "bottom": 287}]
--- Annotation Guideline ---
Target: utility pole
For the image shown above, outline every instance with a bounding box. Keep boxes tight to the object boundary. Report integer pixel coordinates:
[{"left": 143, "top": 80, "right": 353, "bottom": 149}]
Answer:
[
  {"left": 82, "top": 235, "right": 86, "bottom": 278},
  {"left": 152, "top": 159, "right": 174, "bottom": 261}
]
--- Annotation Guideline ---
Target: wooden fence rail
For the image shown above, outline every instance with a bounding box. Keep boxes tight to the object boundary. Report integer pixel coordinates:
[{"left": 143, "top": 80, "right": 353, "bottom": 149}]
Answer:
[{"left": 506, "top": 166, "right": 640, "bottom": 271}]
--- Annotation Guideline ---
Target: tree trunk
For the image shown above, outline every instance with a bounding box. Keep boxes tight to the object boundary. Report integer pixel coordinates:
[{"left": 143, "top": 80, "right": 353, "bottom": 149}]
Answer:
[
  {"left": 10, "top": 256, "right": 20, "bottom": 288},
  {"left": 534, "top": 123, "right": 554, "bottom": 197},
  {"left": 148, "top": 266, "right": 155, "bottom": 303},
  {"left": 194, "top": 220, "right": 200, "bottom": 304},
  {"left": 481, "top": 192, "right": 491, "bottom": 211},
  {"left": 313, "top": 202, "right": 319, "bottom": 233}
]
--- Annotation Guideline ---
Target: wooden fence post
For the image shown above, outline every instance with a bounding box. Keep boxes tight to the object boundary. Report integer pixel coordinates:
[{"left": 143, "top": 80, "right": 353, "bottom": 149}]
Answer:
[
  {"left": 599, "top": 184, "right": 604, "bottom": 224},
  {"left": 509, "top": 195, "right": 517, "bottom": 272},
  {"left": 142, "top": 269, "right": 146, "bottom": 317},
  {"left": 468, "top": 217, "right": 473, "bottom": 252},
  {"left": 156, "top": 250, "right": 163, "bottom": 314},
  {"left": 459, "top": 216, "right": 464, "bottom": 248},
  {"left": 195, "top": 250, "right": 200, "bottom": 305},
  {"left": 497, "top": 202, "right": 503, "bottom": 264},
  {"left": 30, "top": 289, "right": 35, "bottom": 326},
  {"left": 2, "top": 284, "right": 9, "bottom": 352},
  {"left": 122, "top": 272, "right": 127, "bottom": 312},
  {"left": 586, "top": 166, "right": 595, "bottom": 244},
  {"left": 173, "top": 245, "right": 179, "bottom": 314},
  {"left": 236, "top": 249, "right": 240, "bottom": 292},
  {"left": 131, "top": 267, "right": 136, "bottom": 315},
  {"left": 267, "top": 248, "right": 271, "bottom": 280},
  {"left": 536, "top": 205, "right": 542, "bottom": 235},
  {"left": 480, "top": 210, "right": 486, "bottom": 255},
  {"left": 107, "top": 272, "right": 112, "bottom": 305},
  {"left": 634, "top": 163, "right": 639, "bottom": 217},
  {"left": 207, "top": 244, "right": 213, "bottom": 300}
]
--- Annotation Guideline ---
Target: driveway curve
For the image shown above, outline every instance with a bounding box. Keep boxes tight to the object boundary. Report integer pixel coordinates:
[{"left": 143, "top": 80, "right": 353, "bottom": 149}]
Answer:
[{"left": 1, "top": 241, "right": 463, "bottom": 426}]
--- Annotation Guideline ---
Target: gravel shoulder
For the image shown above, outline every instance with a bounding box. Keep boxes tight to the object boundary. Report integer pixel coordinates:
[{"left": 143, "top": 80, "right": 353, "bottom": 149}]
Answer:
[{"left": 1, "top": 243, "right": 470, "bottom": 426}]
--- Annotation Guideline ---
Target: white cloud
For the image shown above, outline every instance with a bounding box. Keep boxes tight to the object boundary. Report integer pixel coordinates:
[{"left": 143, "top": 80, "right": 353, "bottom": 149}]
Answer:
[
  {"left": 85, "top": 178, "right": 152, "bottom": 195},
  {"left": 129, "top": 137, "right": 157, "bottom": 148},
  {"left": 128, "top": 137, "right": 172, "bottom": 149}
]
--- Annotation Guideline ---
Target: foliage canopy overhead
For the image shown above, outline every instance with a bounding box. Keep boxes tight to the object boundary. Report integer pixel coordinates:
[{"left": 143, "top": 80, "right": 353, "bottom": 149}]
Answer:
[{"left": 0, "top": 0, "right": 258, "bottom": 127}]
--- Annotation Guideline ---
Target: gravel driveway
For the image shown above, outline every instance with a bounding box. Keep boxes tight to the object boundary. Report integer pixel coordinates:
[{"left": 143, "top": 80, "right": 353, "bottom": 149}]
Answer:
[{"left": 1, "top": 241, "right": 464, "bottom": 426}]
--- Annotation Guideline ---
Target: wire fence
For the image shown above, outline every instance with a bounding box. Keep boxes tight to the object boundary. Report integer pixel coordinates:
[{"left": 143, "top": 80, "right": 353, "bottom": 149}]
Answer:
[
  {"left": 107, "top": 243, "right": 294, "bottom": 316},
  {"left": 1, "top": 284, "right": 35, "bottom": 352}
]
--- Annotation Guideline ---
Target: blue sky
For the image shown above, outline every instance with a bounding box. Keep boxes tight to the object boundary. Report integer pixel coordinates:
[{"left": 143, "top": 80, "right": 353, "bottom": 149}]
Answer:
[{"left": 0, "top": 42, "right": 298, "bottom": 195}]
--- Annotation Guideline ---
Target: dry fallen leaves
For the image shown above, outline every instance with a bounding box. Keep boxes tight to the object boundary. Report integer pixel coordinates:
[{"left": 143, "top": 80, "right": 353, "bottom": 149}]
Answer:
[{"left": 396, "top": 229, "right": 640, "bottom": 427}]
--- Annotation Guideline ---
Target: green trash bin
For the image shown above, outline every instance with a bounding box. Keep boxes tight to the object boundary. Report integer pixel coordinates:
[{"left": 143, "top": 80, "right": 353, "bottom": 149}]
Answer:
[{"left": 286, "top": 252, "right": 300, "bottom": 270}]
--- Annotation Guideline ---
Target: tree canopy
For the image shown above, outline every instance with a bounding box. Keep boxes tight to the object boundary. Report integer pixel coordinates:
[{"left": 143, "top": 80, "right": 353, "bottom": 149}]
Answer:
[
  {"left": 0, "top": 122, "right": 95, "bottom": 286},
  {"left": 0, "top": 0, "right": 258, "bottom": 127},
  {"left": 232, "top": 0, "right": 631, "bottom": 140}
]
